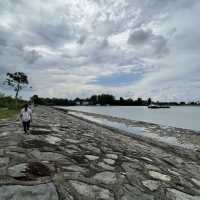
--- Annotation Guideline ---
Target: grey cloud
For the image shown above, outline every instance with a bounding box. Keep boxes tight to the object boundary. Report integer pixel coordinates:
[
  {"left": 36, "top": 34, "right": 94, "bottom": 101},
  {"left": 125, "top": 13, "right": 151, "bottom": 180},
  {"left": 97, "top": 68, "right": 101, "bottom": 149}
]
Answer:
[
  {"left": 128, "top": 29, "right": 152, "bottom": 45},
  {"left": 0, "top": 28, "right": 11, "bottom": 47},
  {"left": 31, "top": 22, "right": 76, "bottom": 48},
  {"left": 77, "top": 35, "right": 87, "bottom": 45},
  {"left": 23, "top": 50, "right": 42, "bottom": 64},
  {"left": 100, "top": 39, "right": 109, "bottom": 49},
  {"left": 128, "top": 29, "right": 169, "bottom": 57},
  {"left": 0, "top": 38, "right": 7, "bottom": 47},
  {"left": 154, "top": 37, "right": 169, "bottom": 57}
]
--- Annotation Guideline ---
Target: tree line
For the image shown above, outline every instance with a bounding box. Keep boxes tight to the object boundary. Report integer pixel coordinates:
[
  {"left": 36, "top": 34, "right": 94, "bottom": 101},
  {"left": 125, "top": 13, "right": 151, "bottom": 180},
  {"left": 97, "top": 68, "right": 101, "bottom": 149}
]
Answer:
[{"left": 31, "top": 94, "right": 186, "bottom": 106}]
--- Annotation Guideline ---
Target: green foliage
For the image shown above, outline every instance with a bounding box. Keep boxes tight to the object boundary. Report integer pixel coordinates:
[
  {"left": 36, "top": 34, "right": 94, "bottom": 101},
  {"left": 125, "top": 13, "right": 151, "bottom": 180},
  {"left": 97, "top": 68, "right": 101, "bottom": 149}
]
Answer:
[
  {"left": 90, "top": 94, "right": 115, "bottom": 105},
  {"left": 0, "top": 93, "right": 25, "bottom": 110},
  {"left": 0, "top": 91, "right": 26, "bottom": 120},
  {"left": 31, "top": 95, "right": 72, "bottom": 106}
]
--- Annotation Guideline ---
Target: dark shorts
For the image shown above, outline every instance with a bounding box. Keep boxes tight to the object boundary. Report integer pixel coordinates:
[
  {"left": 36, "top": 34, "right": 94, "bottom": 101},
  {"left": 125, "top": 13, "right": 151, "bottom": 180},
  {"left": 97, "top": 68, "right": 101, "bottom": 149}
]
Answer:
[{"left": 22, "top": 120, "right": 30, "bottom": 133}]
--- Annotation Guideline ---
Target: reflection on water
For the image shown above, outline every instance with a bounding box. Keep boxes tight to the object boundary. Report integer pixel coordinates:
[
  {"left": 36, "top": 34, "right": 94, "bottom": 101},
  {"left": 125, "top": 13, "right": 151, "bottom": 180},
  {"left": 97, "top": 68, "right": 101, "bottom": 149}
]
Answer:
[
  {"left": 64, "top": 106, "right": 200, "bottom": 131},
  {"left": 69, "top": 111, "right": 145, "bottom": 135},
  {"left": 68, "top": 111, "right": 197, "bottom": 150}
]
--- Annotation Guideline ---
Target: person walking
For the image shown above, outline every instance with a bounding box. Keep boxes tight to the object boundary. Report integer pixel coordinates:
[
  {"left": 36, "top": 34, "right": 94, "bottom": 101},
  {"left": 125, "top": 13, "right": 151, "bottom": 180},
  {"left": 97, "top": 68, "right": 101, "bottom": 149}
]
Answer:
[{"left": 20, "top": 104, "right": 32, "bottom": 134}]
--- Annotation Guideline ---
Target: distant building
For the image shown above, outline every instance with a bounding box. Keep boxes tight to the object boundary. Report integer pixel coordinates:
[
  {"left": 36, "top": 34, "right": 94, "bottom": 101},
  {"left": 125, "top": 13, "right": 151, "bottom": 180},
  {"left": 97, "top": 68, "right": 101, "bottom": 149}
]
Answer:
[
  {"left": 82, "top": 101, "right": 89, "bottom": 106},
  {"left": 75, "top": 101, "right": 81, "bottom": 105}
]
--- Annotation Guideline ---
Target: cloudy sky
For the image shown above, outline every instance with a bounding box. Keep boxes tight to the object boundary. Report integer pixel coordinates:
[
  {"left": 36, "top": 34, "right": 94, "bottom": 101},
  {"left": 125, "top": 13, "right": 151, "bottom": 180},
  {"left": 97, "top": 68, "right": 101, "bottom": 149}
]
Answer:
[{"left": 0, "top": 0, "right": 200, "bottom": 101}]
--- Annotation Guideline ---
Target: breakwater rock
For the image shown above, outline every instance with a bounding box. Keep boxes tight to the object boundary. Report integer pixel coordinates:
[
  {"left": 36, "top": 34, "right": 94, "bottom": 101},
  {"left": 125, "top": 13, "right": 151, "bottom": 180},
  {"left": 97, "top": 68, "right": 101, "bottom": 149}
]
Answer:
[{"left": 0, "top": 106, "right": 200, "bottom": 200}]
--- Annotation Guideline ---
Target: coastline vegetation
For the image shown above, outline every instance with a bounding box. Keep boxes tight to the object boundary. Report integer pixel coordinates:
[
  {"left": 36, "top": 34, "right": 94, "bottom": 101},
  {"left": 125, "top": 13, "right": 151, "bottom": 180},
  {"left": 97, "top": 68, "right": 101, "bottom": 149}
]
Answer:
[{"left": 0, "top": 93, "right": 25, "bottom": 120}]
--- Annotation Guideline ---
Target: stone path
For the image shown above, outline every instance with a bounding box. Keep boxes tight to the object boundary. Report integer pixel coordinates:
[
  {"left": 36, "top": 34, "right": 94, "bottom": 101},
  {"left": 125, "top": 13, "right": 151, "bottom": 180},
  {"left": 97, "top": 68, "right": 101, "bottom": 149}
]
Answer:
[{"left": 0, "top": 106, "right": 200, "bottom": 200}]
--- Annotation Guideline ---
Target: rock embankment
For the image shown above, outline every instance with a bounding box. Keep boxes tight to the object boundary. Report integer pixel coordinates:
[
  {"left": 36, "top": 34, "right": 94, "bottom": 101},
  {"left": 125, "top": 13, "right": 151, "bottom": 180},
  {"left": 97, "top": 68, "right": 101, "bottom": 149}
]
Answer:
[{"left": 0, "top": 106, "right": 200, "bottom": 200}]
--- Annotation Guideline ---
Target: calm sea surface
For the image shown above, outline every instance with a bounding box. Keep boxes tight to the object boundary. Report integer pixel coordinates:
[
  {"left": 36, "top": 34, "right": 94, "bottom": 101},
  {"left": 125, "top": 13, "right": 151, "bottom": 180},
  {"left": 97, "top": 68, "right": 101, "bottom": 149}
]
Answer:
[{"left": 62, "top": 106, "right": 200, "bottom": 131}]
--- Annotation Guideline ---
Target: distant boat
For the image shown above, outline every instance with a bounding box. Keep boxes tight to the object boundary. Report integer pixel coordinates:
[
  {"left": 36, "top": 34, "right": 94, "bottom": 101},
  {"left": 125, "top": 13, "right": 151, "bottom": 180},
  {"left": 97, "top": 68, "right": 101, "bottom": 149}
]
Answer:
[{"left": 148, "top": 104, "right": 170, "bottom": 109}]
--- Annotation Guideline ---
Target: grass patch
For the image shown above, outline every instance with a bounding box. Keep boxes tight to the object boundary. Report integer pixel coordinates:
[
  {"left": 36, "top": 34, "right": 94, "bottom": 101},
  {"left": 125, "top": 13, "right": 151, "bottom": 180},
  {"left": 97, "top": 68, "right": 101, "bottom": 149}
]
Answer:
[
  {"left": 0, "top": 108, "right": 18, "bottom": 120},
  {"left": 0, "top": 93, "right": 26, "bottom": 121}
]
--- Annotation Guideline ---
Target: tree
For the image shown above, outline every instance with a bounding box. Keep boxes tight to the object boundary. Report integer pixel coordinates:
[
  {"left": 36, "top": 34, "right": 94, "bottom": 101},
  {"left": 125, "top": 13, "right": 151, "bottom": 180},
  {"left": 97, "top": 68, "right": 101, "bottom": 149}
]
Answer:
[
  {"left": 98, "top": 94, "right": 115, "bottom": 105},
  {"left": 120, "top": 97, "right": 124, "bottom": 105},
  {"left": 31, "top": 95, "right": 39, "bottom": 105},
  {"left": 136, "top": 97, "right": 143, "bottom": 105},
  {"left": 127, "top": 98, "right": 134, "bottom": 105},
  {"left": 90, "top": 95, "right": 98, "bottom": 105},
  {"left": 147, "top": 98, "right": 152, "bottom": 105},
  {"left": 5, "top": 72, "right": 29, "bottom": 106}
]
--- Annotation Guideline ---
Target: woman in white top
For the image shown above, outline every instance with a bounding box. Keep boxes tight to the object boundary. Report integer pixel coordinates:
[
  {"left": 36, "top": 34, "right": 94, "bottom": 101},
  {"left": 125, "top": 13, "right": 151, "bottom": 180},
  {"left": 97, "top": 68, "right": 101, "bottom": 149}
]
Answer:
[{"left": 20, "top": 104, "right": 32, "bottom": 134}]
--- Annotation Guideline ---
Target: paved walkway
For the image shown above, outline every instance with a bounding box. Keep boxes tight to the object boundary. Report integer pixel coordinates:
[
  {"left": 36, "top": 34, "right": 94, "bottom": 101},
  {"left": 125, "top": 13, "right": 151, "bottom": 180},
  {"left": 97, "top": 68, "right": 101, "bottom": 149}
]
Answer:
[{"left": 0, "top": 106, "right": 200, "bottom": 199}]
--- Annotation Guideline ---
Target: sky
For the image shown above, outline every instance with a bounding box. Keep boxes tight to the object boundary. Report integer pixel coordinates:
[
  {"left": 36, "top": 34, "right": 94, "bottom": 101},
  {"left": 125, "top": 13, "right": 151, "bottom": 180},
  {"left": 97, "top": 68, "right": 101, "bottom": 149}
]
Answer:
[{"left": 0, "top": 0, "right": 200, "bottom": 101}]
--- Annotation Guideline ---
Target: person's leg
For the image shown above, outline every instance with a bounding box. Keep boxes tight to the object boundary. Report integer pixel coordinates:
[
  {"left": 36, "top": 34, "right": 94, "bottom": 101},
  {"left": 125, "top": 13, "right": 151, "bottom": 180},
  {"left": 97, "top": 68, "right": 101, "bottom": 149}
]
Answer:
[
  {"left": 23, "top": 122, "right": 27, "bottom": 133},
  {"left": 27, "top": 120, "right": 30, "bottom": 134}
]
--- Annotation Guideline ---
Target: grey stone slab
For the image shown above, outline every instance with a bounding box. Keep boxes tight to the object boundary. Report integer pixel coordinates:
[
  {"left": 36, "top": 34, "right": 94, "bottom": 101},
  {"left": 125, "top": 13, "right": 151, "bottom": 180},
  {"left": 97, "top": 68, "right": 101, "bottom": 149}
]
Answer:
[
  {"left": 70, "top": 180, "right": 114, "bottom": 200},
  {"left": 142, "top": 180, "right": 160, "bottom": 191},
  {"left": 103, "top": 158, "right": 115, "bottom": 165},
  {"left": 65, "top": 138, "right": 80, "bottom": 144},
  {"left": 0, "top": 157, "right": 9, "bottom": 166},
  {"left": 145, "top": 164, "right": 160, "bottom": 171},
  {"left": 97, "top": 162, "right": 115, "bottom": 170},
  {"left": 191, "top": 178, "right": 200, "bottom": 187},
  {"left": 0, "top": 132, "right": 9, "bottom": 137},
  {"left": 6, "top": 151, "right": 27, "bottom": 159},
  {"left": 106, "top": 154, "right": 118, "bottom": 160},
  {"left": 63, "top": 171, "right": 81, "bottom": 179},
  {"left": 45, "top": 136, "right": 61, "bottom": 144},
  {"left": 81, "top": 144, "right": 101, "bottom": 154},
  {"left": 0, "top": 183, "right": 58, "bottom": 200},
  {"left": 63, "top": 165, "right": 87, "bottom": 173},
  {"left": 0, "top": 167, "right": 7, "bottom": 175},
  {"left": 85, "top": 155, "right": 99, "bottom": 161},
  {"left": 0, "top": 149, "right": 4, "bottom": 156},
  {"left": 31, "top": 150, "right": 64, "bottom": 161},
  {"left": 122, "top": 184, "right": 154, "bottom": 200},
  {"left": 167, "top": 188, "right": 200, "bottom": 200},
  {"left": 141, "top": 157, "right": 153, "bottom": 162},
  {"left": 168, "top": 168, "right": 180, "bottom": 176},
  {"left": 65, "top": 149, "right": 77, "bottom": 154},
  {"left": 93, "top": 171, "right": 117, "bottom": 184},
  {"left": 83, "top": 133, "right": 94, "bottom": 137},
  {"left": 122, "top": 162, "right": 141, "bottom": 174},
  {"left": 8, "top": 163, "right": 27, "bottom": 178},
  {"left": 149, "top": 171, "right": 171, "bottom": 182}
]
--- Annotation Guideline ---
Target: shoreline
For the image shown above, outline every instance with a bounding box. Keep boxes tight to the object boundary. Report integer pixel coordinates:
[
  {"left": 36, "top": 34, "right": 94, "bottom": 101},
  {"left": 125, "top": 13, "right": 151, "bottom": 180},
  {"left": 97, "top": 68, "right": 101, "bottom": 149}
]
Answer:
[
  {"left": 57, "top": 105, "right": 200, "bottom": 131},
  {"left": 54, "top": 107, "right": 200, "bottom": 162},
  {"left": 55, "top": 107, "right": 200, "bottom": 144},
  {"left": 56, "top": 107, "right": 200, "bottom": 133}
]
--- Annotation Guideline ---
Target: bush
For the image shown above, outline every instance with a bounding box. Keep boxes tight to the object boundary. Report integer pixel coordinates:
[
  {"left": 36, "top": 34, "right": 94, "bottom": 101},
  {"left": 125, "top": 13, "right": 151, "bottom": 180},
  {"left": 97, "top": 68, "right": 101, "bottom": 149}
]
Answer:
[{"left": 0, "top": 92, "right": 26, "bottom": 110}]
